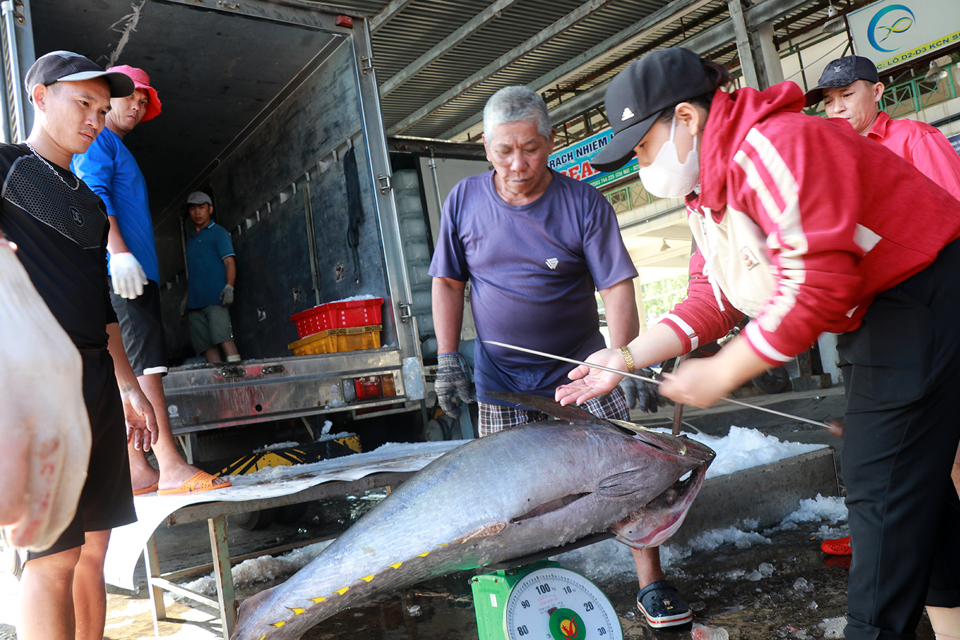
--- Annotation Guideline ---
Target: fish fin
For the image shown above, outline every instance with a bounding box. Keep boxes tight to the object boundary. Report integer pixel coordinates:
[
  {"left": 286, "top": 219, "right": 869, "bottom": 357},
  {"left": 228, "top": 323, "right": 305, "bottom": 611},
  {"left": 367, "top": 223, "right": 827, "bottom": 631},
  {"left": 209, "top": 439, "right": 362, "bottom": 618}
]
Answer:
[
  {"left": 486, "top": 392, "right": 620, "bottom": 426},
  {"left": 609, "top": 420, "right": 718, "bottom": 463},
  {"left": 597, "top": 467, "right": 657, "bottom": 498},
  {"left": 512, "top": 493, "right": 590, "bottom": 522}
]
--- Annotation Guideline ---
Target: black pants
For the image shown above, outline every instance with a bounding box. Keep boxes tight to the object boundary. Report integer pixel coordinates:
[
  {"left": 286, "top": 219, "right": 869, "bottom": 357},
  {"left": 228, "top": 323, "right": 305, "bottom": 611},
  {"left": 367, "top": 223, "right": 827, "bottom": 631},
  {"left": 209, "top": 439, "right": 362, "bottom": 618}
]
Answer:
[
  {"left": 26, "top": 349, "right": 136, "bottom": 560},
  {"left": 839, "top": 239, "right": 960, "bottom": 640}
]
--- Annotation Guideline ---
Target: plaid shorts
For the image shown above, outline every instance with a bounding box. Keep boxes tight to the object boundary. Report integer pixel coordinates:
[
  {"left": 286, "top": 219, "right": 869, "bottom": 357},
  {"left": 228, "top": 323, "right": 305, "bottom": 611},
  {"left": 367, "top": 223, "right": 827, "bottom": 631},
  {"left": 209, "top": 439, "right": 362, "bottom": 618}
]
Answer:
[{"left": 478, "top": 386, "right": 629, "bottom": 437}]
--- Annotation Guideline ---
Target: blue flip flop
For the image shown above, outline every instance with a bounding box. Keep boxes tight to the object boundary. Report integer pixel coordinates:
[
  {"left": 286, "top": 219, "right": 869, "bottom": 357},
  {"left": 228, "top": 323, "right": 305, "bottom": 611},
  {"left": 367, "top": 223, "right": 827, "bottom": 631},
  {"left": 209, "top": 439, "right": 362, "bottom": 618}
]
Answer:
[{"left": 637, "top": 580, "right": 693, "bottom": 628}]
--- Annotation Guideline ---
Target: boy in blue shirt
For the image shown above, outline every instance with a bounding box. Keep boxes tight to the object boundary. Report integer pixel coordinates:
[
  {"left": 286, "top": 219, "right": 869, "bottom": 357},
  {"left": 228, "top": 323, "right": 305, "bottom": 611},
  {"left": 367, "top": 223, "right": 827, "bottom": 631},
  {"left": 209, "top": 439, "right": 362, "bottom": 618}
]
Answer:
[{"left": 182, "top": 191, "right": 240, "bottom": 363}]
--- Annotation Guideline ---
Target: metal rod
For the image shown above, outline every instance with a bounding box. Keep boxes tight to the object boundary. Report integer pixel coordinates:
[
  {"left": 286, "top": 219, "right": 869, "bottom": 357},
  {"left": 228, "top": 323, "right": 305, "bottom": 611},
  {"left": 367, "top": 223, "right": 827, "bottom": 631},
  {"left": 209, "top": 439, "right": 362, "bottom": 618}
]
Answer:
[
  {"left": 656, "top": 407, "right": 703, "bottom": 435},
  {"left": 1, "top": 0, "right": 25, "bottom": 142},
  {"left": 483, "top": 340, "right": 843, "bottom": 434},
  {"left": 671, "top": 353, "right": 687, "bottom": 436}
]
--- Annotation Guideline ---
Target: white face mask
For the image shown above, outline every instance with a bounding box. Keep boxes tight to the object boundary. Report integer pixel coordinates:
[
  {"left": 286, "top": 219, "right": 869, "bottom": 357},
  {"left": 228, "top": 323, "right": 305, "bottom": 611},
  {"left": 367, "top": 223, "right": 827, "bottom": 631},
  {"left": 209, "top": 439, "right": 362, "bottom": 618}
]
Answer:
[{"left": 638, "top": 113, "right": 700, "bottom": 199}]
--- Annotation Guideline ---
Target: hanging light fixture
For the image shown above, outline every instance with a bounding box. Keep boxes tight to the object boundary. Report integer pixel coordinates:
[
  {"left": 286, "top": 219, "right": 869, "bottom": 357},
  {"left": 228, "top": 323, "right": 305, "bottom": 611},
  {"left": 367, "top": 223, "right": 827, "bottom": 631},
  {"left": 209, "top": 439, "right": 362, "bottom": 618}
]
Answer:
[
  {"left": 822, "top": 3, "right": 846, "bottom": 33},
  {"left": 660, "top": 239, "right": 671, "bottom": 252},
  {"left": 924, "top": 60, "right": 949, "bottom": 84}
]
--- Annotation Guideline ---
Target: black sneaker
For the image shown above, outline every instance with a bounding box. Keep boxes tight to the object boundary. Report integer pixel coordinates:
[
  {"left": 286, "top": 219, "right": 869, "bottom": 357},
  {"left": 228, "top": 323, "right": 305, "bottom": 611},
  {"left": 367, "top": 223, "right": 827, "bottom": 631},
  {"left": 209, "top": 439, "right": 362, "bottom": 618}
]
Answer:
[{"left": 637, "top": 580, "right": 693, "bottom": 628}]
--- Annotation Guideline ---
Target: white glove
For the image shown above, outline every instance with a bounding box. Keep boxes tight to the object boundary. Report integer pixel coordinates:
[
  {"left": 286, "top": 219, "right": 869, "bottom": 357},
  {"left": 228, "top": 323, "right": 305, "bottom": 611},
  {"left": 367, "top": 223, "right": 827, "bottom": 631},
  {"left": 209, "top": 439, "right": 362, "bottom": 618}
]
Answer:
[
  {"left": 220, "top": 284, "right": 234, "bottom": 305},
  {"left": 0, "top": 240, "right": 91, "bottom": 552},
  {"left": 110, "top": 252, "right": 147, "bottom": 300}
]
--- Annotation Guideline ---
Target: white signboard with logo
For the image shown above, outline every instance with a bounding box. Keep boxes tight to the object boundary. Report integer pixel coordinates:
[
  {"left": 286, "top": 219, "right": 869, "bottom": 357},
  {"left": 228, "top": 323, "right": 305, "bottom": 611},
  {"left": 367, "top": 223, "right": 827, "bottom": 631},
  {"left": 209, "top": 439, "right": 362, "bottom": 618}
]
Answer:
[
  {"left": 848, "top": 0, "right": 960, "bottom": 70},
  {"left": 548, "top": 128, "right": 638, "bottom": 188}
]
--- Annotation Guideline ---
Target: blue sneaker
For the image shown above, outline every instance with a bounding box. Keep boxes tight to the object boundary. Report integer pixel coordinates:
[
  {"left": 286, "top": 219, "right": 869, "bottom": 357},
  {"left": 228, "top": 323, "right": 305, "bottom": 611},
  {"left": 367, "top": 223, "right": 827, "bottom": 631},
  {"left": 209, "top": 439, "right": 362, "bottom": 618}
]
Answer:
[{"left": 637, "top": 580, "right": 693, "bottom": 628}]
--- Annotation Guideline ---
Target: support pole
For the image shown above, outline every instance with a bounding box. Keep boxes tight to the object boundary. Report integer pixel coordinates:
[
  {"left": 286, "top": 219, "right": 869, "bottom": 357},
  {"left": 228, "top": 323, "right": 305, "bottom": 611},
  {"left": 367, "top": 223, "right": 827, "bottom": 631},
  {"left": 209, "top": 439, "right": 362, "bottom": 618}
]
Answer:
[
  {"left": 209, "top": 515, "right": 237, "bottom": 639},
  {"left": 727, "top": 0, "right": 760, "bottom": 89}
]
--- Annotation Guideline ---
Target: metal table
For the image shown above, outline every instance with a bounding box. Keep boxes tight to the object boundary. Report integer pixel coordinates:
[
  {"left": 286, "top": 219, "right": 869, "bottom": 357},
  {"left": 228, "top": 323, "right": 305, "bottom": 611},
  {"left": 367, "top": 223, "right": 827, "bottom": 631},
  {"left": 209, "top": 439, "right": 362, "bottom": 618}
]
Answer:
[{"left": 143, "top": 471, "right": 414, "bottom": 639}]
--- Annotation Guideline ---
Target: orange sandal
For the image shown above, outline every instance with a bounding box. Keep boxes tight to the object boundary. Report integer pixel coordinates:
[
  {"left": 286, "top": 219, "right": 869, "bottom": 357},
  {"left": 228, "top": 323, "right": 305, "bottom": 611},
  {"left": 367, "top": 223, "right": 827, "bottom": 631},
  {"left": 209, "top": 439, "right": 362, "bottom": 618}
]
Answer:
[
  {"left": 132, "top": 481, "right": 159, "bottom": 496},
  {"left": 821, "top": 535, "right": 851, "bottom": 555},
  {"left": 157, "top": 471, "right": 232, "bottom": 495}
]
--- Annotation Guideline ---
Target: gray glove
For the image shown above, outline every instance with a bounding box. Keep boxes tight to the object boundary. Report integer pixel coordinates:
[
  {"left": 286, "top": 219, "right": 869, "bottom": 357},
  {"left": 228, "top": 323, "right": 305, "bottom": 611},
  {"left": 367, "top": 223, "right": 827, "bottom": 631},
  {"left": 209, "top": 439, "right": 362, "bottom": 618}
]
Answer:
[
  {"left": 436, "top": 352, "right": 471, "bottom": 418},
  {"left": 619, "top": 371, "right": 666, "bottom": 413},
  {"left": 220, "top": 284, "right": 234, "bottom": 305}
]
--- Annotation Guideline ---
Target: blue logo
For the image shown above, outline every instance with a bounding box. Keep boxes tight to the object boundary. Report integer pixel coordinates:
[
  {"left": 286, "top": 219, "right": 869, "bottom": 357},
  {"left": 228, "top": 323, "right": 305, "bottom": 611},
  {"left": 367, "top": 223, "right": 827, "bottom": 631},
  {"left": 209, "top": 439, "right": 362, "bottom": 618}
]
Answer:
[{"left": 867, "top": 4, "right": 915, "bottom": 52}]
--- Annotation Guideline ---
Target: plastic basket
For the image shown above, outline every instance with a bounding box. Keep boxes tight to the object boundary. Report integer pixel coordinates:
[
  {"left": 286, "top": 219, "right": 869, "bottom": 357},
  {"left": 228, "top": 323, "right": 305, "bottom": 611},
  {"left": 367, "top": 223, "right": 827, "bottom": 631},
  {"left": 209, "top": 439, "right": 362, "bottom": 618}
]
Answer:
[
  {"left": 290, "top": 298, "right": 384, "bottom": 339},
  {"left": 288, "top": 325, "right": 382, "bottom": 356}
]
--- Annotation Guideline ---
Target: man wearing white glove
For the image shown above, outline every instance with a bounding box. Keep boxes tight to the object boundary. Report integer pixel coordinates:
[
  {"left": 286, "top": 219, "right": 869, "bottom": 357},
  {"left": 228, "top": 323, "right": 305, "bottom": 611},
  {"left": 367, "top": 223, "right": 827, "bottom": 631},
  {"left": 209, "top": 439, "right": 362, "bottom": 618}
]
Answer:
[
  {"left": 108, "top": 249, "right": 147, "bottom": 300},
  {"left": 73, "top": 66, "right": 230, "bottom": 498},
  {"left": 9, "top": 51, "right": 160, "bottom": 640},
  {"left": 182, "top": 191, "right": 241, "bottom": 363}
]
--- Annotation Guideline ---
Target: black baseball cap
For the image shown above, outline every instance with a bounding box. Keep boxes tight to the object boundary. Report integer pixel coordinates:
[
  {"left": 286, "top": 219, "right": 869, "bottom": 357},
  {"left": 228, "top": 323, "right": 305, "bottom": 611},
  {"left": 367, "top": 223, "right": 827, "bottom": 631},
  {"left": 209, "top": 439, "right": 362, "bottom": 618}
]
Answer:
[
  {"left": 24, "top": 50, "right": 135, "bottom": 103},
  {"left": 592, "top": 48, "right": 716, "bottom": 173},
  {"left": 804, "top": 56, "right": 880, "bottom": 107}
]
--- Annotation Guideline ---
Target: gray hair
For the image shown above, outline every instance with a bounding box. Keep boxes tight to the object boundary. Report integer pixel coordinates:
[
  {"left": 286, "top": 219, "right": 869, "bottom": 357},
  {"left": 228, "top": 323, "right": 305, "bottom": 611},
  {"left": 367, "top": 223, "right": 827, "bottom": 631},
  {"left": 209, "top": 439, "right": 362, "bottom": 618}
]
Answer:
[{"left": 482, "top": 86, "right": 552, "bottom": 141}]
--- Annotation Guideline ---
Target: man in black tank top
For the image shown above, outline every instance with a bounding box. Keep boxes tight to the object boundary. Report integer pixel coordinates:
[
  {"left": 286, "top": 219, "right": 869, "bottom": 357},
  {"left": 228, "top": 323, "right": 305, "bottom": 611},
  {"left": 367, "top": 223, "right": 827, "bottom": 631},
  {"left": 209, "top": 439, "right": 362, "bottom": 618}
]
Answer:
[{"left": 2, "top": 51, "right": 157, "bottom": 640}]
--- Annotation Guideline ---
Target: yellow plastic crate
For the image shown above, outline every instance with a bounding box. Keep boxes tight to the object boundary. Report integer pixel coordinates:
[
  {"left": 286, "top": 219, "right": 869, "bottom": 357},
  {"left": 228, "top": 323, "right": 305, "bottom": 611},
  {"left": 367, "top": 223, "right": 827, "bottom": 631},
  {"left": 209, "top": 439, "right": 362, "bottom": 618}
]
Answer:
[{"left": 288, "top": 324, "right": 382, "bottom": 356}]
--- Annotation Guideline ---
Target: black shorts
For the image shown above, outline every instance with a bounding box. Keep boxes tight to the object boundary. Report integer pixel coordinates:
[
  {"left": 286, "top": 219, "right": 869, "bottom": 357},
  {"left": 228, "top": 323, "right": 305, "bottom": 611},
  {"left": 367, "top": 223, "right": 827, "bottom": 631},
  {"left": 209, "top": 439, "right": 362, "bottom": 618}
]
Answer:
[
  {"left": 27, "top": 349, "right": 136, "bottom": 561},
  {"left": 111, "top": 281, "right": 168, "bottom": 376}
]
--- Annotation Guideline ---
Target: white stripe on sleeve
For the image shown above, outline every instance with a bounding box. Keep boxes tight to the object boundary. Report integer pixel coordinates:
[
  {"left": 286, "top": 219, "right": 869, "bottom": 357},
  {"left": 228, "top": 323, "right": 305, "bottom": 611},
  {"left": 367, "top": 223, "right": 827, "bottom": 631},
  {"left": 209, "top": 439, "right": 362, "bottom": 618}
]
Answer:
[
  {"left": 744, "top": 320, "right": 793, "bottom": 363},
  {"left": 663, "top": 313, "right": 699, "bottom": 350},
  {"left": 736, "top": 129, "right": 808, "bottom": 333}
]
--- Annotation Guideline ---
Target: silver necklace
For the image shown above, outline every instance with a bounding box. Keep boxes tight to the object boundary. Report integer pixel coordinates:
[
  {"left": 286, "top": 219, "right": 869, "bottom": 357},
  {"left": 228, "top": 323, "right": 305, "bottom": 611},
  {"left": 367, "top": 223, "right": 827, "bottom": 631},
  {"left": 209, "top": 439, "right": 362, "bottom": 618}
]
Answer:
[{"left": 24, "top": 142, "right": 80, "bottom": 191}]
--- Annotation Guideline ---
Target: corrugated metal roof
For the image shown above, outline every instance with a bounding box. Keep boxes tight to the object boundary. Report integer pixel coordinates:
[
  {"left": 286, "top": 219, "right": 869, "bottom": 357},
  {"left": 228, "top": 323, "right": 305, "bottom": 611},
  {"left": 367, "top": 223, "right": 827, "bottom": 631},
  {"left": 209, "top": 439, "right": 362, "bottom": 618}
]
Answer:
[
  {"left": 28, "top": 0, "right": 851, "bottom": 175},
  {"left": 374, "top": 0, "right": 704, "bottom": 136},
  {"left": 352, "top": 0, "right": 840, "bottom": 140}
]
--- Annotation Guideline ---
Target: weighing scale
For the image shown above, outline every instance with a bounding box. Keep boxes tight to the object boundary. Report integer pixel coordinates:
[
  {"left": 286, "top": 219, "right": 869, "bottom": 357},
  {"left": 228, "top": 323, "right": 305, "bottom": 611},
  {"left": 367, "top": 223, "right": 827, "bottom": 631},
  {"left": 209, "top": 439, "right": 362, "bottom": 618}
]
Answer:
[{"left": 471, "top": 560, "right": 623, "bottom": 640}]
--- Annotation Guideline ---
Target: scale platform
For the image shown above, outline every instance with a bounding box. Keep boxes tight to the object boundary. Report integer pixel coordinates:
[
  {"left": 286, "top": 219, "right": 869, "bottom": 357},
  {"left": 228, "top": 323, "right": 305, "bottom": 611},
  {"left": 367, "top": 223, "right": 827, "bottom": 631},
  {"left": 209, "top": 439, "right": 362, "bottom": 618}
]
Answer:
[{"left": 471, "top": 559, "right": 623, "bottom": 640}]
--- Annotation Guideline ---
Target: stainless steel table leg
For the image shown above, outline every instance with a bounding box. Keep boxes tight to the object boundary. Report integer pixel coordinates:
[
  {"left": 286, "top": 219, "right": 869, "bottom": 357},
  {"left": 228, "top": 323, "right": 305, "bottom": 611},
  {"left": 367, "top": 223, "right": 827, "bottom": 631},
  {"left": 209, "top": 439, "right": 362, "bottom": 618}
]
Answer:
[{"left": 208, "top": 515, "right": 237, "bottom": 639}]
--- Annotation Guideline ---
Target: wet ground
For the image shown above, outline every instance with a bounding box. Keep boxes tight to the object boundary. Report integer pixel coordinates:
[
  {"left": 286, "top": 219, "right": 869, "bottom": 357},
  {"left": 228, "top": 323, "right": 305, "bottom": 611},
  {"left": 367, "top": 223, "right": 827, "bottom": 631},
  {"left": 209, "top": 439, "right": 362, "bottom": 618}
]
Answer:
[
  {"left": 0, "top": 387, "right": 940, "bottom": 639},
  {"left": 305, "top": 525, "right": 862, "bottom": 640},
  {"left": 93, "top": 492, "right": 935, "bottom": 640}
]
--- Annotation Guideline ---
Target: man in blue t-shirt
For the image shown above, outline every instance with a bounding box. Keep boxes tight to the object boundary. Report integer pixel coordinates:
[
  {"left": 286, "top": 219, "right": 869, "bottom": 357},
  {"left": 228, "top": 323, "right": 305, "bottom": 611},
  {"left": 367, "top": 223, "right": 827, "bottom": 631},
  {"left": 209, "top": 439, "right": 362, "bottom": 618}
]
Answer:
[
  {"left": 72, "top": 65, "right": 230, "bottom": 497},
  {"left": 182, "top": 191, "right": 240, "bottom": 363},
  {"left": 429, "top": 85, "right": 692, "bottom": 629}
]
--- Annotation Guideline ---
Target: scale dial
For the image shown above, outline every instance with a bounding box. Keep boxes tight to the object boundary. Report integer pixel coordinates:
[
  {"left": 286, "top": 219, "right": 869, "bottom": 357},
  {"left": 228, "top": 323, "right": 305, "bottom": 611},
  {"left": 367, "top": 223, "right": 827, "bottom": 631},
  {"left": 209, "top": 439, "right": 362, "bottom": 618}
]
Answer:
[{"left": 503, "top": 566, "right": 623, "bottom": 640}]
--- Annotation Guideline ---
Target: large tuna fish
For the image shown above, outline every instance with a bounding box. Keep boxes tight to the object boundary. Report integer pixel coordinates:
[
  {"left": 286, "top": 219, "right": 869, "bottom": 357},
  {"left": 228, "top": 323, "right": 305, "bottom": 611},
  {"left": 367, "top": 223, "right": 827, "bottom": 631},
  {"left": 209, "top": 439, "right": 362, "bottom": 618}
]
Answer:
[{"left": 232, "top": 393, "right": 715, "bottom": 640}]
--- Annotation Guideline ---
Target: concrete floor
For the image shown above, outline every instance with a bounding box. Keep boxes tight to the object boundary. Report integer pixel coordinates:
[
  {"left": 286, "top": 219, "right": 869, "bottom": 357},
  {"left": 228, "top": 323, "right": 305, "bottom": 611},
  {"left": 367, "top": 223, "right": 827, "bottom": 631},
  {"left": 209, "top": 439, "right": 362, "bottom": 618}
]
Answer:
[{"left": 1, "top": 385, "right": 942, "bottom": 639}]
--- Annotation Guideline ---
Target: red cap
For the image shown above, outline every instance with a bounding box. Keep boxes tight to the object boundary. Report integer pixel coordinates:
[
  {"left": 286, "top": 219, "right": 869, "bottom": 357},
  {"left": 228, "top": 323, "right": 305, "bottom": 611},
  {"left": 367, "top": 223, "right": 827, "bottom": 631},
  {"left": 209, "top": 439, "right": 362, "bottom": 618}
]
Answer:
[{"left": 107, "top": 65, "right": 161, "bottom": 122}]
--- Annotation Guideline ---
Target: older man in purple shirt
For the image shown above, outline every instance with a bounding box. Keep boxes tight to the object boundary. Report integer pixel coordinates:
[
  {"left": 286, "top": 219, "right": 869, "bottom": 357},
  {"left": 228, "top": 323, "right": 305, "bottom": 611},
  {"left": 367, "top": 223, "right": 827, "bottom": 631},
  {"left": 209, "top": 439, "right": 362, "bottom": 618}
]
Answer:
[{"left": 429, "top": 85, "right": 693, "bottom": 629}]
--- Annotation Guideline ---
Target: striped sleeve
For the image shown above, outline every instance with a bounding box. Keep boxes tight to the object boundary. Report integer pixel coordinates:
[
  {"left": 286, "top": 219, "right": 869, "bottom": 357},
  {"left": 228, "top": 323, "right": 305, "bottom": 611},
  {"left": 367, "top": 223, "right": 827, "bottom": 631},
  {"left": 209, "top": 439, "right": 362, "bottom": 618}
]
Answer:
[
  {"left": 729, "top": 124, "right": 863, "bottom": 364},
  {"left": 658, "top": 248, "right": 745, "bottom": 353}
]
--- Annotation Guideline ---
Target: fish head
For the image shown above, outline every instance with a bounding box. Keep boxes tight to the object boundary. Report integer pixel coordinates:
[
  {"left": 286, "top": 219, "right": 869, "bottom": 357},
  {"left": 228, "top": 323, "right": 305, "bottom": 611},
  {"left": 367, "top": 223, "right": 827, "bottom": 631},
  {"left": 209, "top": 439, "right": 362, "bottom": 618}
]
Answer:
[{"left": 610, "top": 434, "right": 714, "bottom": 548}]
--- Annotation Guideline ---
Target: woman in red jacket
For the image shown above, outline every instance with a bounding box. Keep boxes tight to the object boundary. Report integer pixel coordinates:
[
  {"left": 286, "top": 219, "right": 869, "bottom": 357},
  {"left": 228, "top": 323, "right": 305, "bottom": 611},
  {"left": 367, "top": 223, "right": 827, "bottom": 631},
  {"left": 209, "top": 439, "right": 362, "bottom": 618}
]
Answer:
[{"left": 557, "top": 48, "right": 960, "bottom": 640}]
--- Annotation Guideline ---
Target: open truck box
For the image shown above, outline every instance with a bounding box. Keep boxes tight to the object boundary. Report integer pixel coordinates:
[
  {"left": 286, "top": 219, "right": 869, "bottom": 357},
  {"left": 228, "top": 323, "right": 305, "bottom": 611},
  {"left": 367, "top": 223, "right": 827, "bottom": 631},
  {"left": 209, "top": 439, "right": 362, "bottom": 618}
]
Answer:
[{"left": 2, "top": 0, "right": 477, "bottom": 444}]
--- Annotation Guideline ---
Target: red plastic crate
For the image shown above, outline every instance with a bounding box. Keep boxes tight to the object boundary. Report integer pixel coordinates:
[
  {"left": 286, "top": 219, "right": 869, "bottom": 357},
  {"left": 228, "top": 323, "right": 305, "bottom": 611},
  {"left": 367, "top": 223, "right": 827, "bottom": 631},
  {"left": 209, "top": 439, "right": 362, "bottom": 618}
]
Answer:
[{"left": 290, "top": 297, "right": 384, "bottom": 339}]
